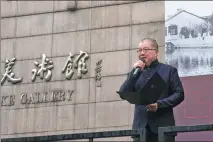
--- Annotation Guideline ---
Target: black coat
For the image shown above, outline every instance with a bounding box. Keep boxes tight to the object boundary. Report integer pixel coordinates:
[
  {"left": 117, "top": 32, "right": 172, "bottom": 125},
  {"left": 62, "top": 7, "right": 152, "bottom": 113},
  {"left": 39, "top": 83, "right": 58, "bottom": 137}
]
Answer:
[{"left": 119, "top": 60, "right": 184, "bottom": 134}]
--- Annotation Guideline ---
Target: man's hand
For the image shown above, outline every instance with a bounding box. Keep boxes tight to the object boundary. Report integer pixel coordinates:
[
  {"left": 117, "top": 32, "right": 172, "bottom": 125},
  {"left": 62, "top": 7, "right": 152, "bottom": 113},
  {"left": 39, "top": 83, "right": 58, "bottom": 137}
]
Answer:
[
  {"left": 146, "top": 103, "right": 158, "bottom": 112},
  {"left": 133, "top": 60, "right": 145, "bottom": 69}
]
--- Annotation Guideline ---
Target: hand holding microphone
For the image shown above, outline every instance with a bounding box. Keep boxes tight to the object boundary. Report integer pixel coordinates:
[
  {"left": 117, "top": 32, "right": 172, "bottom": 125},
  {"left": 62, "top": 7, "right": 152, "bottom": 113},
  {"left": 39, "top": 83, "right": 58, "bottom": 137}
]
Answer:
[{"left": 133, "top": 58, "right": 146, "bottom": 76}]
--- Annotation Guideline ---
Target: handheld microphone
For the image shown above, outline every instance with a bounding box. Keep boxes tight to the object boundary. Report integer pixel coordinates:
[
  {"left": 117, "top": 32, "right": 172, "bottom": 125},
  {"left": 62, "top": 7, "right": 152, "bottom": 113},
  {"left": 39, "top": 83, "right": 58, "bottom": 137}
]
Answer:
[{"left": 133, "top": 58, "right": 145, "bottom": 76}]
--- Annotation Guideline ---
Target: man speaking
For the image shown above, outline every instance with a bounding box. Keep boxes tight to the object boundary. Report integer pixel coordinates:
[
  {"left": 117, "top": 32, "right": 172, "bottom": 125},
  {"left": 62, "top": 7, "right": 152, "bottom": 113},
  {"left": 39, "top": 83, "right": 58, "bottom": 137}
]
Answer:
[{"left": 119, "top": 38, "right": 184, "bottom": 142}]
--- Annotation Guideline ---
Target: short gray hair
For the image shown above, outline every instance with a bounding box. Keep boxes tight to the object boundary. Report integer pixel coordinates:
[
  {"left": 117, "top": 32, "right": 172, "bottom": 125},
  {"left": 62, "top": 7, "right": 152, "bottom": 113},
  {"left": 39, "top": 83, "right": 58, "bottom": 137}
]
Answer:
[{"left": 140, "top": 38, "right": 159, "bottom": 50}]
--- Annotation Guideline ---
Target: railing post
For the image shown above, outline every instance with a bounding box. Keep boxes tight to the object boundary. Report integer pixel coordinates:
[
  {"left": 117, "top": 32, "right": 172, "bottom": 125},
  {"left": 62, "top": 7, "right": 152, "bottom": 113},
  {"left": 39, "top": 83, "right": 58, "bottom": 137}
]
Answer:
[
  {"left": 158, "top": 127, "right": 165, "bottom": 142},
  {"left": 139, "top": 129, "right": 147, "bottom": 142}
]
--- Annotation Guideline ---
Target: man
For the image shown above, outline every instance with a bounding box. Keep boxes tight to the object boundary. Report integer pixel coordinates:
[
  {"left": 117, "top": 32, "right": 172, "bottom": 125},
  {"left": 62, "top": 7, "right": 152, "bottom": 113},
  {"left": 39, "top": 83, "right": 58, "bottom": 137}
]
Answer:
[{"left": 119, "top": 38, "right": 184, "bottom": 142}]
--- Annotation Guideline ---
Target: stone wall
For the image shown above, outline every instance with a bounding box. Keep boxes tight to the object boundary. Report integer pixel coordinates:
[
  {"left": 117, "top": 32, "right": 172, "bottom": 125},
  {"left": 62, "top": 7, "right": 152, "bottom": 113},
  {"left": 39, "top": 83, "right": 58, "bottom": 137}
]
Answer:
[{"left": 1, "top": 1, "right": 165, "bottom": 141}]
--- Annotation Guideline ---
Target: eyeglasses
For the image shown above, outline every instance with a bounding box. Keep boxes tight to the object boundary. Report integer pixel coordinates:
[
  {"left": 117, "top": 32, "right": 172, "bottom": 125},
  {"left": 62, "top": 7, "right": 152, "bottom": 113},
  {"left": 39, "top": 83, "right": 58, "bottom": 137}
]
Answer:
[{"left": 136, "top": 48, "right": 157, "bottom": 54}]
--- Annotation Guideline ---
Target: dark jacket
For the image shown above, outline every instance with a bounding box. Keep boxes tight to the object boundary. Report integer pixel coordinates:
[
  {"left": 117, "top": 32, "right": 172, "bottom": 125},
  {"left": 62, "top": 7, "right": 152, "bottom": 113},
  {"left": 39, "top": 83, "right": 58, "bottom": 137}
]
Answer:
[{"left": 119, "top": 59, "right": 184, "bottom": 134}]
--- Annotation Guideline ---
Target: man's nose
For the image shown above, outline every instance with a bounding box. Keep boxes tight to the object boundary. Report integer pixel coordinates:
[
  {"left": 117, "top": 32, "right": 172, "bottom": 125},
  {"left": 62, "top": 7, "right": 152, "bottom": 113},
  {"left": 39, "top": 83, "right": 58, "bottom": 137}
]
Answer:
[
  {"left": 139, "top": 53, "right": 145, "bottom": 59},
  {"left": 140, "top": 51, "right": 145, "bottom": 55}
]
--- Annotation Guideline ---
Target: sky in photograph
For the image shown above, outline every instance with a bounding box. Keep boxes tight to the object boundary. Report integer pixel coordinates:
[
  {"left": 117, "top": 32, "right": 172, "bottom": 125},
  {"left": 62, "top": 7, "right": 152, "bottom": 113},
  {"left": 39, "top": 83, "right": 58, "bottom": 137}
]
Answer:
[{"left": 165, "top": 1, "right": 213, "bottom": 19}]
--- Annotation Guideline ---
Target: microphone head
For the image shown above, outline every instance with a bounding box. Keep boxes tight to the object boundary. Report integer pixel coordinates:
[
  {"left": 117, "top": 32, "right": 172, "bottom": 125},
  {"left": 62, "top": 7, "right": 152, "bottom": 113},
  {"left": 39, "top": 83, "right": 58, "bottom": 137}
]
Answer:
[{"left": 140, "top": 58, "right": 145, "bottom": 63}]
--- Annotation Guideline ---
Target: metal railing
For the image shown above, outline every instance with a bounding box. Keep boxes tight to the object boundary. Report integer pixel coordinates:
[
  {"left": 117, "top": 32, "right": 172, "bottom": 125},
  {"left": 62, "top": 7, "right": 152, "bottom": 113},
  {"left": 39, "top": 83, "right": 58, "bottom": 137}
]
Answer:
[
  {"left": 158, "top": 124, "right": 213, "bottom": 142},
  {"left": 1, "top": 129, "right": 146, "bottom": 142},
  {"left": 2, "top": 124, "right": 213, "bottom": 142}
]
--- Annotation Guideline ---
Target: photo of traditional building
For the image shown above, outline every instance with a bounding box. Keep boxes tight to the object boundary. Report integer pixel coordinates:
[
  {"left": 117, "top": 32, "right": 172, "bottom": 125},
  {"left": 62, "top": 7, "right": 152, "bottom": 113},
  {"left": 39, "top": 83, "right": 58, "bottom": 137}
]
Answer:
[
  {"left": 165, "top": 2, "right": 213, "bottom": 77},
  {"left": 166, "top": 10, "right": 213, "bottom": 48}
]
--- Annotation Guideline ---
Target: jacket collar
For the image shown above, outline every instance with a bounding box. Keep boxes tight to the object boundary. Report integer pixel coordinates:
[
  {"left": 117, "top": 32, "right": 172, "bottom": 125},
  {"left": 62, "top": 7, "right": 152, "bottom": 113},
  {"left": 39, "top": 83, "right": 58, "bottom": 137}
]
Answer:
[{"left": 144, "top": 59, "right": 159, "bottom": 69}]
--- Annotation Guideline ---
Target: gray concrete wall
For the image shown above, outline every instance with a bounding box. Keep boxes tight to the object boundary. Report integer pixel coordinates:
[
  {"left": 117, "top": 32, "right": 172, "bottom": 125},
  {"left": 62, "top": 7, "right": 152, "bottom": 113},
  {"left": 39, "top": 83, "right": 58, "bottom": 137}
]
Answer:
[{"left": 1, "top": 1, "right": 165, "bottom": 141}]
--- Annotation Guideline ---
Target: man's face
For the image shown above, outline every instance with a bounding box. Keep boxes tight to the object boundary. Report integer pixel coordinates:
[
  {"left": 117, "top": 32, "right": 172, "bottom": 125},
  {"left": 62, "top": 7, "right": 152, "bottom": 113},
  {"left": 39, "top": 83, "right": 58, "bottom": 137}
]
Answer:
[{"left": 137, "top": 40, "right": 158, "bottom": 65}]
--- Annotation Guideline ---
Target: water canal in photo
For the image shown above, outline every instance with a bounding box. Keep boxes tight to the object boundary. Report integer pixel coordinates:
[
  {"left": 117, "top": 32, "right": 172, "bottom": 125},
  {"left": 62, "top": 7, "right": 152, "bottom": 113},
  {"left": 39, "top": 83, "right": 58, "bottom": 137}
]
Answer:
[{"left": 165, "top": 47, "right": 213, "bottom": 77}]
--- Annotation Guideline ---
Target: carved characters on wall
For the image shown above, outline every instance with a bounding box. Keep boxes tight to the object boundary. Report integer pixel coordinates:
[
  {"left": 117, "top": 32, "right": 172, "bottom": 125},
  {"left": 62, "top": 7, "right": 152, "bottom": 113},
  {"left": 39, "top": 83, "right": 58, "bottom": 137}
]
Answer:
[
  {"left": 1, "top": 51, "right": 90, "bottom": 85},
  {"left": 62, "top": 51, "right": 89, "bottom": 80},
  {"left": 31, "top": 54, "right": 54, "bottom": 82},
  {"left": 1, "top": 58, "right": 22, "bottom": 85},
  {"left": 95, "top": 59, "right": 102, "bottom": 87}
]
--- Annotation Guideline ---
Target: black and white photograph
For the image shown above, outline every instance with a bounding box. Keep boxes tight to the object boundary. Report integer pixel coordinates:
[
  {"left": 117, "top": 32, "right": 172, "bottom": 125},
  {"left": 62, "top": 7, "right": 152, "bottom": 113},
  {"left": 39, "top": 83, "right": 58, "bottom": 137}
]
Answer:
[{"left": 165, "top": 1, "right": 213, "bottom": 77}]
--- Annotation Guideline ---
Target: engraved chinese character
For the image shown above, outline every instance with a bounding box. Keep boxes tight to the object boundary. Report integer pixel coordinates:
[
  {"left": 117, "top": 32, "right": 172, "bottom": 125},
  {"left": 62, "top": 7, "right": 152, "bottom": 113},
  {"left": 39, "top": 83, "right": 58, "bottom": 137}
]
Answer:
[
  {"left": 62, "top": 53, "right": 75, "bottom": 80},
  {"left": 31, "top": 54, "right": 54, "bottom": 82},
  {"left": 95, "top": 59, "right": 102, "bottom": 87},
  {"left": 1, "top": 57, "right": 22, "bottom": 85},
  {"left": 74, "top": 51, "right": 89, "bottom": 79}
]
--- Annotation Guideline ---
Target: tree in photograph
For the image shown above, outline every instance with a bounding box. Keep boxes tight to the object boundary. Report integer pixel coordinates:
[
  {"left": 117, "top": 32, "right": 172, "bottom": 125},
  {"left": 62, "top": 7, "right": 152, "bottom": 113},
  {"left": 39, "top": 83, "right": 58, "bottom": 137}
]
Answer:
[
  {"left": 208, "top": 12, "right": 213, "bottom": 36},
  {"left": 193, "top": 23, "right": 208, "bottom": 37},
  {"left": 180, "top": 26, "right": 190, "bottom": 38}
]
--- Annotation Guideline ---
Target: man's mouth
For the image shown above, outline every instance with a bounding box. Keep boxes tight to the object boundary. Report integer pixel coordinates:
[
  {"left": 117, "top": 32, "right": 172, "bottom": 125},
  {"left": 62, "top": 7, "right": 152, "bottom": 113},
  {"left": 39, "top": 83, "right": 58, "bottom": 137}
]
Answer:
[{"left": 140, "top": 56, "right": 146, "bottom": 59}]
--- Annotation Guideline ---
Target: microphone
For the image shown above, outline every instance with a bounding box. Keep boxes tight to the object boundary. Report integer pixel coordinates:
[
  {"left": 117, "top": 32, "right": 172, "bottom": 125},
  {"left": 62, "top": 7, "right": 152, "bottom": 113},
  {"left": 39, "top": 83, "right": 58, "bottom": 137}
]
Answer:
[{"left": 133, "top": 58, "right": 145, "bottom": 77}]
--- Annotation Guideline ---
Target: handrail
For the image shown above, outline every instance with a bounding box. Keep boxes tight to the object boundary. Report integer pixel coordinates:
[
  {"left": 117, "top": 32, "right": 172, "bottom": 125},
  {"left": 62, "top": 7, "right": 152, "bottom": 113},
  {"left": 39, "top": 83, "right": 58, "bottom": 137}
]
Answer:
[
  {"left": 158, "top": 124, "right": 213, "bottom": 142},
  {"left": 1, "top": 129, "right": 146, "bottom": 142},
  {"left": 2, "top": 124, "right": 213, "bottom": 142}
]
